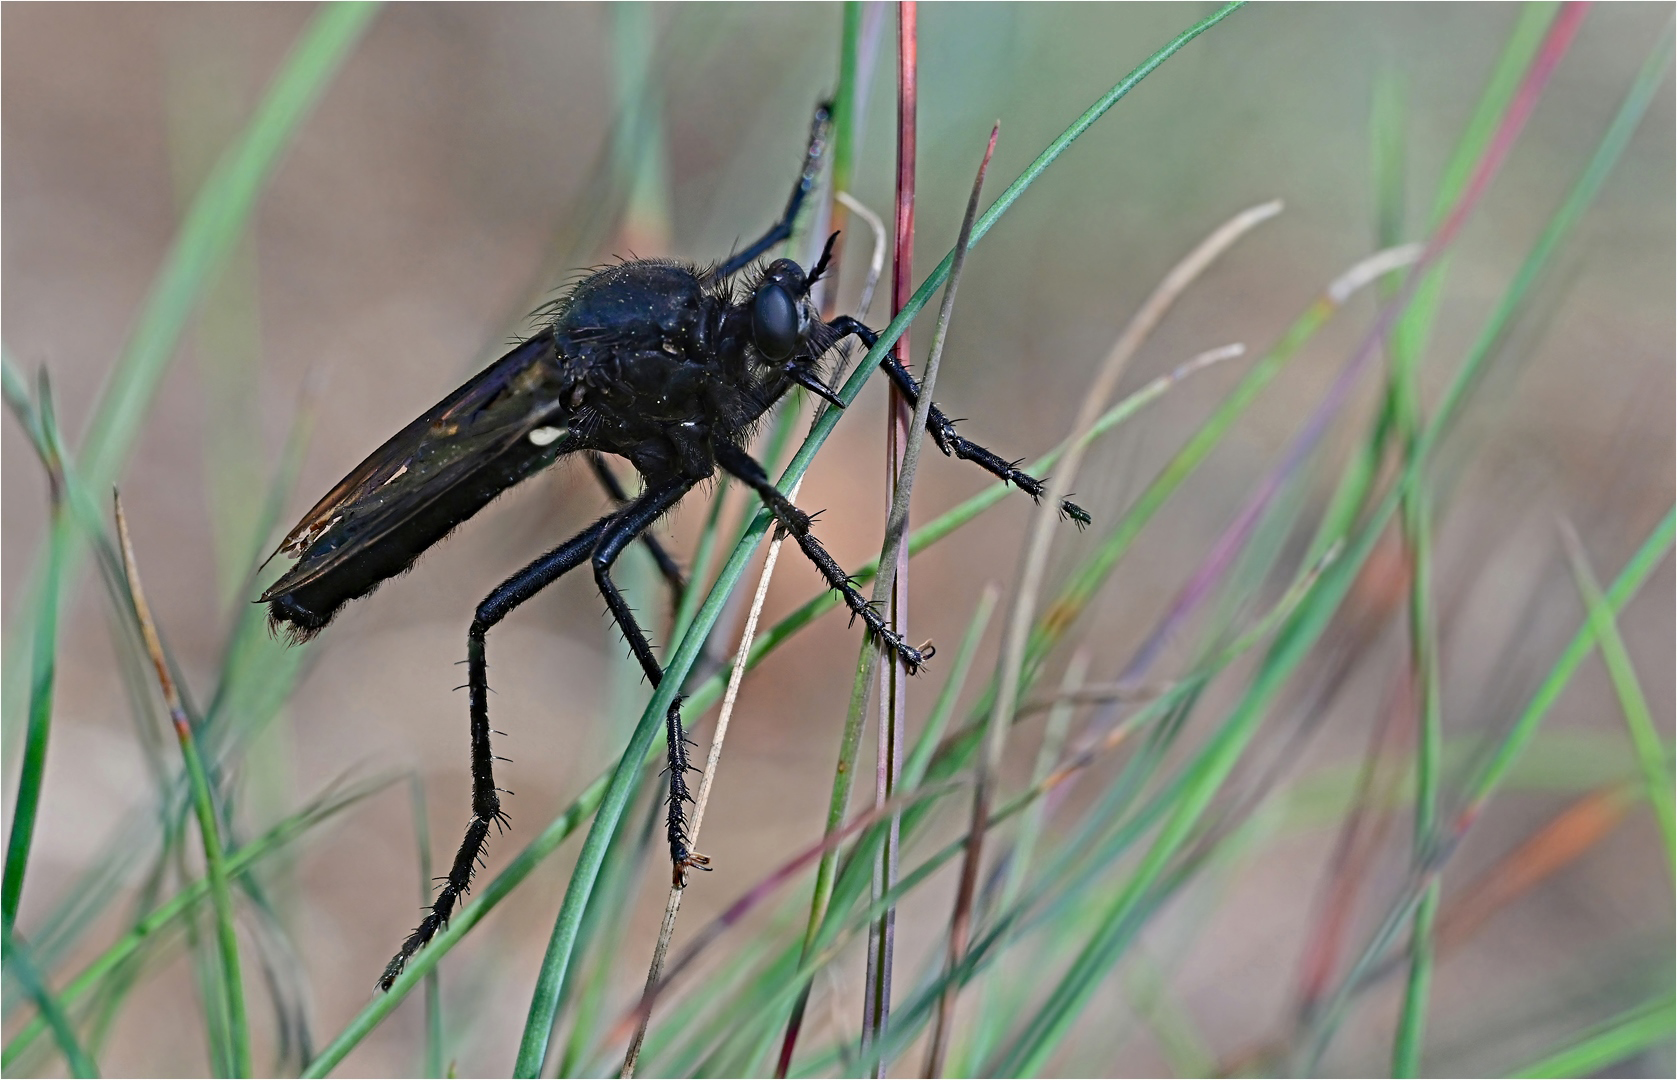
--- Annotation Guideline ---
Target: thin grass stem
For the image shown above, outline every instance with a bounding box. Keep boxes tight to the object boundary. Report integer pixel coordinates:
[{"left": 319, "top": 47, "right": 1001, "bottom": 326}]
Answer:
[
  {"left": 2, "top": 775, "right": 390, "bottom": 1069},
  {"left": 1298, "top": 507, "right": 1675, "bottom": 1072},
  {"left": 1, "top": 7, "right": 379, "bottom": 760},
  {"left": 358, "top": 12, "right": 1251, "bottom": 1069},
  {"left": 1558, "top": 522, "right": 1674, "bottom": 875},
  {"left": 621, "top": 477, "right": 805, "bottom": 1078},
  {"left": 777, "top": 585, "right": 997, "bottom": 1077},
  {"left": 3, "top": 929, "right": 97, "bottom": 1077},
  {"left": 113, "top": 498, "right": 250, "bottom": 1077},
  {"left": 938, "top": 197, "right": 1281, "bottom": 1074},
  {"left": 1393, "top": 262, "right": 1444, "bottom": 1080}
]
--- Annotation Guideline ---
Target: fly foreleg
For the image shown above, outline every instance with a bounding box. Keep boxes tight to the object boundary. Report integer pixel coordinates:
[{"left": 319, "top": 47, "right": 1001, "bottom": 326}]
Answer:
[
  {"left": 713, "top": 101, "right": 833, "bottom": 281},
  {"left": 714, "top": 441, "right": 931, "bottom": 674},
  {"left": 825, "top": 315, "right": 1092, "bottom": 527}
]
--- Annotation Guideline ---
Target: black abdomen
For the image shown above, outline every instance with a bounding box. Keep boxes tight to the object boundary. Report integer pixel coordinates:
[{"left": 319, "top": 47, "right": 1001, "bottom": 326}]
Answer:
[{"left": 266, "top": 435, "right": 570, "bottom": 641}]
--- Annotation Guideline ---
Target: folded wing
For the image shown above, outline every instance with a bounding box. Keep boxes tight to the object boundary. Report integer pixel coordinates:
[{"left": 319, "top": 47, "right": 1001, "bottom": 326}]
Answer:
[{"left": 261, "top": 332, "right": 577, "bottom": 640}]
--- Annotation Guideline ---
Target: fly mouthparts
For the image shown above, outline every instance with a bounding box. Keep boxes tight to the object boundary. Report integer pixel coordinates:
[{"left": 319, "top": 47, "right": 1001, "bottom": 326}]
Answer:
[{"left": 789, "top": 368, "right": 845, "bottom": 409}]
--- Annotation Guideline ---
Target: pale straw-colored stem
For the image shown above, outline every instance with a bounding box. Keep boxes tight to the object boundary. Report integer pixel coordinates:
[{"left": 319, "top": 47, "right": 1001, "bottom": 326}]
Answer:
[
  {"left": 929, "top": 200, "right": 1283, "bottom": 1075},
  {"left": 620, "top": 475, "right": 803, "bottom": 1078}
]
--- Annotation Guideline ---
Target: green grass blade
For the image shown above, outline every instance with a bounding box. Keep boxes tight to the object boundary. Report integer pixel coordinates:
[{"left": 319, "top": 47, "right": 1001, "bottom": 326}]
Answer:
[
  {"left": 510, "top": 8, "right": 1247, "bottom": 1074},
  {"left": 778, "top": 586, "right": 997, "bottom": 1075},
  {"left": 1392, "top": 882, "right": 1439, "bottom": 1076},
  {"left": 907, "top": 587, "right": 1002, "bottom": 794},
  {"left": 1382, "top": 34, "right": 1579, "bottom": 1064},
  {"left": 3, "top": 930, "right": 97, "bottom": 1077},
  {"left": 1371, "top": 69, "right": 1407, "bottom": 253},
  {"left": 707, "top": 344, "right": 1233, "bottom": 718},
  {"left": 77, "top": 3, "right": 378, "bottom": 493},
  {"left": 831, "top": 551, "right": 1331, "bottom": 1077},
  {"left": 1463, "top": 508, "right": 1675, "bottom": 820},
  {"left": 555, "top": 799, "right": 656, "bottom": 1077},
  {"left": 2, "top": 1, "right": 377, "bottom": 783},
  {"left": 1510, "top": 993, "right": 1676, "bottom": 1079},
  {"left": 303, "top": 769, "right": 609, "bottom": 1078},
  {"left": 1390, "top": 486, "right": 1441, "bottom": 1080},
  {"left": 799, "top": 633, "right": 1291, "bottom": 1078},
  {"left": 1307, "top": 4, "right": 1557, "bottom": 572},
  {"left": 1302, "top": 507, "right": 1676, "bottom": 1069},
  {"left": 1, "top": 484, "right": 69, "bottom": 934},
  {"left": 1561, "top": 532, "right": 1674, "bottom": 874},
  {"left": 953, "top": 651, "right": 1087, "bottom": 1076},
  {"left": 3, "top": 775, "right": 390, "bottom": 1069},
  {"left": 995, "top": 469, "right": 1402, "bottom": 1076},
  {"left": 512, "top": 513, "right": 776, "bottom": 1077},
  {"left": 1391, "top": 1, "right": 1558, "bottom": 366},
  {"left": 1392, "top": 118, "right": 1444, "bottom": 1070},
  {"left": 1422, "top": 24, "right": 1673, "bottom": 464},
  {"left": 164, "top": 44, "right": 272, "bottom": 615}
]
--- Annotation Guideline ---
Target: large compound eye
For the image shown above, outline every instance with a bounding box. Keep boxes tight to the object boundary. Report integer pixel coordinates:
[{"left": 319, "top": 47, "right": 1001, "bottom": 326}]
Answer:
[{"left": 751, "top": 284, "right": 799, "bottom": 362}]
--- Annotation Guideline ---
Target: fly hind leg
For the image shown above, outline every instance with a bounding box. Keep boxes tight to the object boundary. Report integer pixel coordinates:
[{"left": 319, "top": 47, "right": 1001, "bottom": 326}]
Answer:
[
  {"left": 586, "top": 451, "right": 686, "bottom": 598},
  {"left": 379, "top": 511, "right": 618, "bottom": 990},
  {"left": 588, "top": 476, "right": 710, "bottom": 884}
]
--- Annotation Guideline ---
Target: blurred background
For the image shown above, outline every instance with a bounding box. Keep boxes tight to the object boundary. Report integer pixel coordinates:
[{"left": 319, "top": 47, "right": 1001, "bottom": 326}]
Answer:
[{"left": 3, "top": 4, "right": 1672, "bottom": 1076}]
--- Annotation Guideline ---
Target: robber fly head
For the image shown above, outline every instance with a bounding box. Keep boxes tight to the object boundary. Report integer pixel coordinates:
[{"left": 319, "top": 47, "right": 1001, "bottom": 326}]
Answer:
[
  {"left": 733, "top": 232, "right": 844, "bottom": 407},
  {"left": 745, "top": 258, "right": 815, "bottom": 361}
]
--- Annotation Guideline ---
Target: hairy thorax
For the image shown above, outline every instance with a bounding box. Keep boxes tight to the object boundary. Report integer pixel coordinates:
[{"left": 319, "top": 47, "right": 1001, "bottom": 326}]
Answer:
[{"left": 549, "top": 260, "right": 772, "bottom": 480}]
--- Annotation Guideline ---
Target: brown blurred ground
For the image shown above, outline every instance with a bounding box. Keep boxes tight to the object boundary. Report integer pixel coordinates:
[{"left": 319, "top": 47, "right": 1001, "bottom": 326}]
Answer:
[{"left": 3, "top": 4, "right": 1672, "bottom": 1076}]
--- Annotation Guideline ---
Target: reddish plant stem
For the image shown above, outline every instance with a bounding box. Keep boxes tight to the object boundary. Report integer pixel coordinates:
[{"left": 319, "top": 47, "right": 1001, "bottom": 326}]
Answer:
[
  {"left": 863, "top": 4, "right": 914, "bottom": 1069},
  {"left": 1293, "top": 668, "right": 1410, "bottom": 1018}
]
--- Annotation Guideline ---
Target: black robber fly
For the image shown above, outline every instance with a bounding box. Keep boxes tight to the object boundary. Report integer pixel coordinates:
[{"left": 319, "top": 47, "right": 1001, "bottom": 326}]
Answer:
[{"left": 260, "top": 104, "right": 1089, "bottom": 990}]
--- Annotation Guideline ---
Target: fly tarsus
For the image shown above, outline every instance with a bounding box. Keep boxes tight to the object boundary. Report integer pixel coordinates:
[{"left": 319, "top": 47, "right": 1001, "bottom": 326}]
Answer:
[
  {"left": 823, "top": 317, "right": 1093, "bottom": 527},
  {"left": 663, "top": 696, "right": 713, "bottom": 887},
  {"left": 715, "top": 441, "right": 933, "bottom": 675},
  {"left": 379, "top": 812, "right": 494, "bottom": 990}
]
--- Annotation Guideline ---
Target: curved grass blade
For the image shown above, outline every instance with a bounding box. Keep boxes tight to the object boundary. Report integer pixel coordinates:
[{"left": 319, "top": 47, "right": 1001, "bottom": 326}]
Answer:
[
  {"left": 777, "top": 586, "right": 999, "bottom": 1077},
  {"left": 306, "top": 12, "right": 1250, "bottom": 1070},
  {"left": 1299, "top": 507, "right": 1675, "bottom": 1071},
  {"left": 711, "top": 338, "right": 1245, "bottom": 720},
  {"left": 1000, "top": 12, "right": 1604, "bottom": 1069},
  {"left": 302, "top": 769, "right": 608, "bottom": 1077},
  {"left": 79, "top": 3, "right": 378, "bottom": 493},
  {"left": 1509, "top": 993, "right": 1675, "bottom": 1079},
  {"left": 777, "top": 547, "right": 1331, "bottom": 1078}
]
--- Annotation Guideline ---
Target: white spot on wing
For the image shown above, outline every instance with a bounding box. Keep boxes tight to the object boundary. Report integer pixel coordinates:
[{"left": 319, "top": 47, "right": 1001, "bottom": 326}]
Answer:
[{"left": 529, "top": 426, "right": 568, "bottom": 447}]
